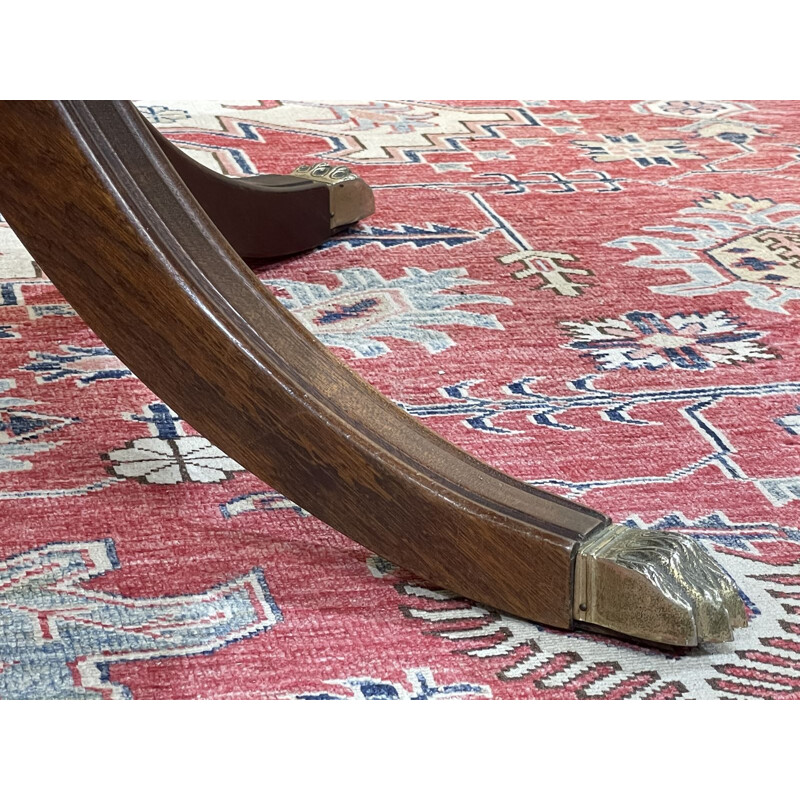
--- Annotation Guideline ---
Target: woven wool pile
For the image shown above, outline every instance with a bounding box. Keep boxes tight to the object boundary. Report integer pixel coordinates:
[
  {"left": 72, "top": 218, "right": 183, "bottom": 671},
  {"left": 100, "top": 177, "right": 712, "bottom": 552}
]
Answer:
[{"left": 2, "top": 100, "right": 799, "bottom": 699}]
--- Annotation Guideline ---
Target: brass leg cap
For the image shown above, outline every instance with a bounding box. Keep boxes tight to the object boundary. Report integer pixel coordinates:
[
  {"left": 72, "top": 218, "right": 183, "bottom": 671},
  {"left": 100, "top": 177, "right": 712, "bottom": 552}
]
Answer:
[
  {"left": 574, "top": 524, "right": 747, "bottom": 647},
  {"left": 291, "top": 162, "right": 375, "bottom": 229}
]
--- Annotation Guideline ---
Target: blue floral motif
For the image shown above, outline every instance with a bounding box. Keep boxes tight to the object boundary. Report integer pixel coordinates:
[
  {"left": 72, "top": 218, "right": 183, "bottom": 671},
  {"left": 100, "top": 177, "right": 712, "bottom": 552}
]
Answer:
[
  {"left": 23, "top": 345, "right": 131, "bottom": 386},
  {"left": 561, "top": 310, "right": 776, "bottom": 371},
  {"left": 291, "top": 668, "right": 490, "bottom": 700},
  {"left": 265, "top": 266, "right": 511, "bottom": 358}
]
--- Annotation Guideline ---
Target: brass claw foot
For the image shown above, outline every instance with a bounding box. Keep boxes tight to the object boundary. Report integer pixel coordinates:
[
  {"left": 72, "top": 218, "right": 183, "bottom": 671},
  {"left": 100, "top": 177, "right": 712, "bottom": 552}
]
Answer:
[{"left": 573, "top": 524, "right": 748, "bottom": 647}]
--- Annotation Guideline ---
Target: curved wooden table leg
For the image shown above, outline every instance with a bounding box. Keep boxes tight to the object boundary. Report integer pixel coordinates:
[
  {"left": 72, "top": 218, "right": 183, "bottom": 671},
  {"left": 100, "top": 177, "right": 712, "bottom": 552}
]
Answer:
[
  {"left": 147, "top": 117, "right": 375, "bottom": 259},
  {"left": 0, "top": 101, "right": 746, "bottom": 646}
]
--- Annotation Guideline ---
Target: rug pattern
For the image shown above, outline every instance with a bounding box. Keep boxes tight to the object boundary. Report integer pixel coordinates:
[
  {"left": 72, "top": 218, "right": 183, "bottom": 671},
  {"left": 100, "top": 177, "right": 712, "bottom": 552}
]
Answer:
[{"left": 1, "top": 100, "right": 799, "bottom": 698}]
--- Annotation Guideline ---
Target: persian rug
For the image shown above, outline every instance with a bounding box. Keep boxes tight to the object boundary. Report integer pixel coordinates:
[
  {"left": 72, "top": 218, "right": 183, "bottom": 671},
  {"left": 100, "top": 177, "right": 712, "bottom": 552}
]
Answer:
[{"left": 1, "top": 100, "right": 799, "bottom": 699}]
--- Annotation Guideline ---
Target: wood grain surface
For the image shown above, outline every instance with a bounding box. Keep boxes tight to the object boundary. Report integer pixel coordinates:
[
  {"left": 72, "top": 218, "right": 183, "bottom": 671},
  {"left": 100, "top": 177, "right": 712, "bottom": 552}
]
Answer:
[
  {"left": 0, "top": 101, "right": 610, "bottom": 629},
  {"left": 148, "top": 118, "right": 333, "bottom": 259}
]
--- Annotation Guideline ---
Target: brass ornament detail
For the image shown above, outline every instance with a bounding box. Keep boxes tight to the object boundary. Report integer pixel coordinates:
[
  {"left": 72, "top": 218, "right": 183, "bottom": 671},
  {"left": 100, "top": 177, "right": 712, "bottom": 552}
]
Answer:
[
  {"left": 291, "top": 162, "right": 358, "bottom": 185},
  {"left": 574, "top": 524, "right": 748, "bottom": 647},
  {"left": 291, "top": 162, "right": 375, "bottom": 229}
]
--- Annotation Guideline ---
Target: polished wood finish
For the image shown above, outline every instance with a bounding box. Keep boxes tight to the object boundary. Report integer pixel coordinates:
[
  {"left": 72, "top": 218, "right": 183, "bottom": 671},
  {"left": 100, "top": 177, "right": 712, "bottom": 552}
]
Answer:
[
  {"left": 148, "top": 120, "right": 333, "bottom": 259},
  {"left": 0, "top": 101, "right": 609, "bottom": 630}
]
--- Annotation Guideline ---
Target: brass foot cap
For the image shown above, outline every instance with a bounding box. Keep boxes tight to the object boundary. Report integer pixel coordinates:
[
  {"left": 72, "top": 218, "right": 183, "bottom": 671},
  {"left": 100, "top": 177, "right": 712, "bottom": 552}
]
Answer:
[
  {"left": 291, "top": 162, "right": 375, "bottom": 229},
  {"left": 574, "top": 524, "right": 747, "bottom": 647}
]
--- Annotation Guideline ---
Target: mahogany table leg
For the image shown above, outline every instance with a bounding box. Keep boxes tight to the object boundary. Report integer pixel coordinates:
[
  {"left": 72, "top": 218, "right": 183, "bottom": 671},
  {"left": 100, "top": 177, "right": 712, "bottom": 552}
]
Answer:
[
  {"left": 147, "top": 117, "right": 375, "bottom": 259},
  {"left": 0, "top": 100, "right": 747, "bottom": 647}
]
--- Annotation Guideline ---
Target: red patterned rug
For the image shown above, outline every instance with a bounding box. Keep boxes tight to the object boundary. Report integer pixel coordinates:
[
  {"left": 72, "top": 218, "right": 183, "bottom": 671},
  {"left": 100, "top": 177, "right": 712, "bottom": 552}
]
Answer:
[{"left": 2, "top": 100, "right": 799, "bottom": 699}]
